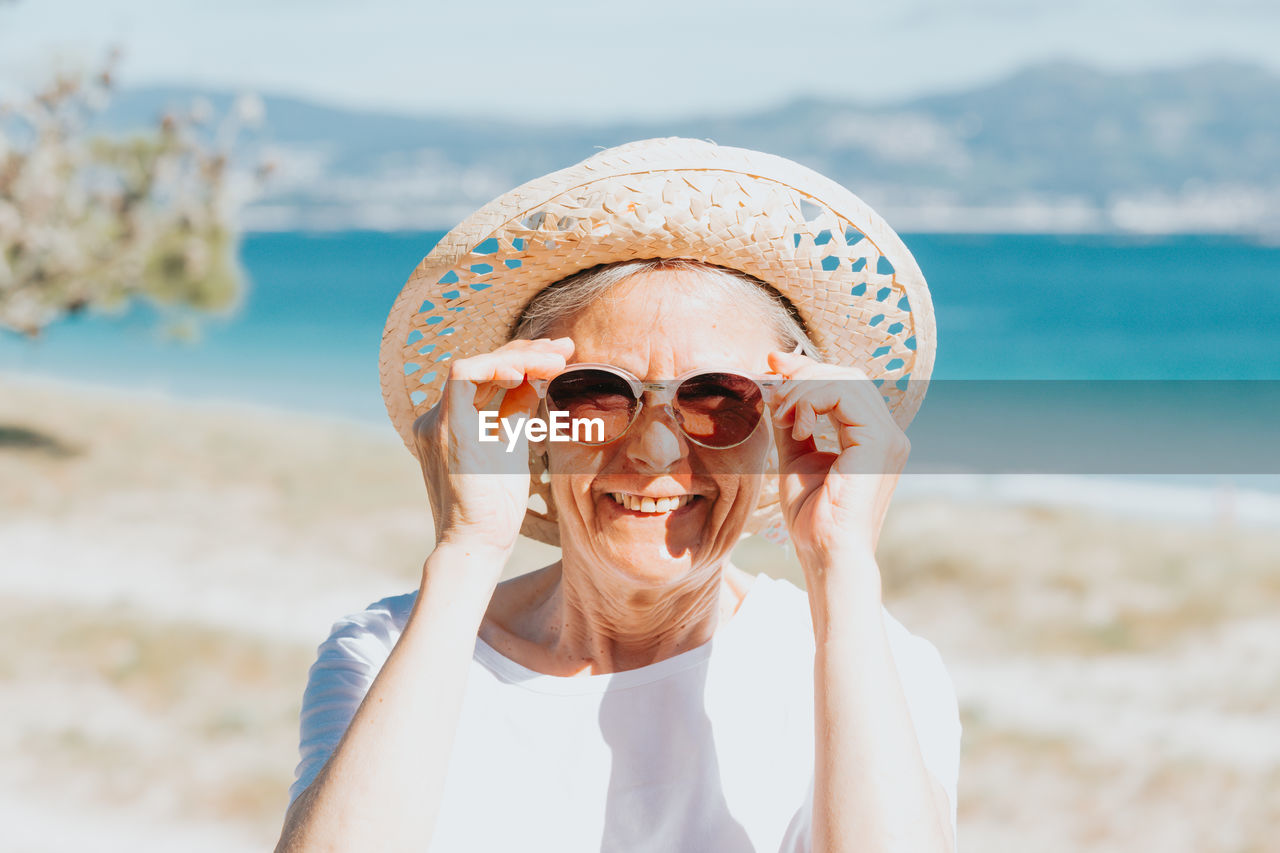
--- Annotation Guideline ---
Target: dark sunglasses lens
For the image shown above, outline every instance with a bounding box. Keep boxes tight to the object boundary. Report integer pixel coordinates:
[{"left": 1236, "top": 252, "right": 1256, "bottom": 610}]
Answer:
[
  {"left": 546, "top": 369, "right": 638, "bottom": 443},
  {"left": 675, "top": 373, "right": 764, "bottom": 447}
]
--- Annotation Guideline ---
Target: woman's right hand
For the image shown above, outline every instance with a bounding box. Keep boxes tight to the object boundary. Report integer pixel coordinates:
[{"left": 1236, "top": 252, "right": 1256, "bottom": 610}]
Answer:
[
  {"left": 411, "top": 337, "right": 574, "bottom": 572},
  {"left": 277, "top": 340, "right": 574, "bottom": 853}
]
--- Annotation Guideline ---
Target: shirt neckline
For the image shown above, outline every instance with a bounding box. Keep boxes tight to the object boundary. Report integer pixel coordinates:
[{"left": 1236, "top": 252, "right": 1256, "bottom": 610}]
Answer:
[{"left": 472, "top": 573, "right": 772, "bottom": 695}]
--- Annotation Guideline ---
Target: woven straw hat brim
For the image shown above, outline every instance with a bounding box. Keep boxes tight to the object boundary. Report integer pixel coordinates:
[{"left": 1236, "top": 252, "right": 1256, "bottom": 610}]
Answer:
[{"left": 380, "top": 137, "right": 935, "bottom": 546}]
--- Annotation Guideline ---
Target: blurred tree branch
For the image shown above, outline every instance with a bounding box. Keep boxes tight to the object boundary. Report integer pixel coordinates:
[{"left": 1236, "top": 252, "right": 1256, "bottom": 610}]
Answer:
[{"left": 0, "top": 48, "right": 271, "bottom": 340}]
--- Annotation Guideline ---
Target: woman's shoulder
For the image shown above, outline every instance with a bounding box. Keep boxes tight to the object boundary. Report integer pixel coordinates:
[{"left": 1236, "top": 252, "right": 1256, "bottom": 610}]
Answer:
[{"left": 311, "top": 590, "right": 419, "bottom": 659}]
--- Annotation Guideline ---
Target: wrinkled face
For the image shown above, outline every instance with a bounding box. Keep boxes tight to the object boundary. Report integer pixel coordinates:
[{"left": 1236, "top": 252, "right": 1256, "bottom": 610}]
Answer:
[{"left": 541, "top": 270, "right": 782, "bottom": 589}]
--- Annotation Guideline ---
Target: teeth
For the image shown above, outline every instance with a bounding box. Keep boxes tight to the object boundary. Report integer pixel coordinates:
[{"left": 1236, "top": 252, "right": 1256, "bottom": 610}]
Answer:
[{"left": 610, "top": 493, "right": 693, "bottom": 514}]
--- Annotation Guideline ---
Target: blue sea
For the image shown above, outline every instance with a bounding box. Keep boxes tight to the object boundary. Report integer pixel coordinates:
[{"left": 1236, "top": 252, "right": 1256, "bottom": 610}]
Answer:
[{"left": 3, "top": 232, "right": 1278, "bottom": 486}]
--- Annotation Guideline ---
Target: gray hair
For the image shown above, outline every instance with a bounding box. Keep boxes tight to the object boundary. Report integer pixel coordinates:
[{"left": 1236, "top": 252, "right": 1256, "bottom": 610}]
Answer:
[{"left": 510, "top": 258, "right": 822, "bottom": 359}]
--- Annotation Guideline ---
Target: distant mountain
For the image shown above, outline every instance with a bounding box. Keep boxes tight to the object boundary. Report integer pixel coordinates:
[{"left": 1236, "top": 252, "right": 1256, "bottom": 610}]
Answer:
[{"left": 100, "top": 61, "right": 1280, "bottom": 234}]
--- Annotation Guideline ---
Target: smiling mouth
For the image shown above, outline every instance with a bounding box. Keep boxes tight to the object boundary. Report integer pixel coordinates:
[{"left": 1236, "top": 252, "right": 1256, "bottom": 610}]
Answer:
[{"left": 608, "top": 492, "right": 698, "bottom": 515}]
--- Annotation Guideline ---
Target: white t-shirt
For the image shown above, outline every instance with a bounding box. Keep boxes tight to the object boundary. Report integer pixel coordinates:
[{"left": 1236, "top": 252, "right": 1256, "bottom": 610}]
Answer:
[{"left": 289, "top": 573, "right": 961, "bottom": 852}]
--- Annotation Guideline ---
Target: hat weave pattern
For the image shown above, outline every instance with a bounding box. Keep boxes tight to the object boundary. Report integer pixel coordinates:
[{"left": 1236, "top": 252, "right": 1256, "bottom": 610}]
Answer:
[{"left": 380, "top": 138, "right": 935, "bottom": 546}]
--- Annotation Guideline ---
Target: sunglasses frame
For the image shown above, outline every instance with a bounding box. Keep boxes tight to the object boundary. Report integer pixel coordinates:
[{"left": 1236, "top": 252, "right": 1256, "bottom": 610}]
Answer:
[{"left": 530, "top": 363, "right": 782, "bottom": 450}]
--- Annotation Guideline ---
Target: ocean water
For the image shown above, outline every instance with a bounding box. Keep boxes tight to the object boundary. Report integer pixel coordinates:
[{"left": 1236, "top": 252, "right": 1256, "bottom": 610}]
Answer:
[{"left": 2, "top": 232, "right": 1278, "bottom": 486}]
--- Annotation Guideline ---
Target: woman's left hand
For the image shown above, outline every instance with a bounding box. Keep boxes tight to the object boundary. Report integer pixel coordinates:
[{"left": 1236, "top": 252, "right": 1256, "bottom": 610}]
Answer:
[{"left": 766, "top": 349, "right": 911, "bottom": 581}]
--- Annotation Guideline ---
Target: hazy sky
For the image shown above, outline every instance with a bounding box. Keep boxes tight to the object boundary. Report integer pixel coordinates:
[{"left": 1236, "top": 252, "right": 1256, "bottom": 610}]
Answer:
[{"left": 1, "top": 0, "right": 1276, "bottom": 121}]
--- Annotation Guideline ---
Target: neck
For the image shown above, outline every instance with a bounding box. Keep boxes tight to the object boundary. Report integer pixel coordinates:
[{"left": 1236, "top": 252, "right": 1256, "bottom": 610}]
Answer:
[{"left": 529, "top": 558, "right": 751, "bottom": 674}]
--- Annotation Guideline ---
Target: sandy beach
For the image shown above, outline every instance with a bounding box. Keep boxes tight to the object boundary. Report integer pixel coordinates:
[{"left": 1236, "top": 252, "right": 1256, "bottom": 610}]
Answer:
[{"left": 2, "top": 371, "right": 1277, "bottom": 852}]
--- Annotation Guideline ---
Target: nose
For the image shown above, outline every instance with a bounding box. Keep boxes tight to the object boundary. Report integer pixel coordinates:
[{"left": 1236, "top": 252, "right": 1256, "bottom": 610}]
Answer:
[{"left": 623, "top": 401, "right": 689, "bottom": 473}]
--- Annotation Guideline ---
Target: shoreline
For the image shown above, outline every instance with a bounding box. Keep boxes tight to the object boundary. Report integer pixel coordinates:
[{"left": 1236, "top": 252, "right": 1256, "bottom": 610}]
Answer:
[
  {"left": 895, "top": 472, "right": 1280, "bottom": 529},
  {"left": 0, "top": 367, "right": 393, "bottom": 434},
  {"left": 5, "top": 368, "right": 1277, "bottom": 529}
]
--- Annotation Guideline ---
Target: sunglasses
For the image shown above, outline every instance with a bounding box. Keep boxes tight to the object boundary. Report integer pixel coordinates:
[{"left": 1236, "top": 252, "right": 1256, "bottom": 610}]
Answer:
[{"left": 531, "top": 364, "right": 780, "bottom": 449}]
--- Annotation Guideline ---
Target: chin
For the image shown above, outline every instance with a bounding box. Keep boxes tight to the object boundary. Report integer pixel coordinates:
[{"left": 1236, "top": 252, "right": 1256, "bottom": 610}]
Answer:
[
  {"left": 588, "top": 492, "right": 711, "bottom": 580},
  {"left": 592, "top": 538, "right": 705, "bottom": 588}
]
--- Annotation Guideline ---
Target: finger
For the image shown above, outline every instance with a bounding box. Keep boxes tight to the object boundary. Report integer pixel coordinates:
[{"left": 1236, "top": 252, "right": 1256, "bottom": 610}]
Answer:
[
  {"left": 770, "top": 378, "right": 814, "bottom": 427},
  {"left": 444, "top": 375, "right": 483, "bottom": 426},
  {"left": 446, "top": 365, "right": 521, "bottom": 425},
  {"left": 772, "top": 415, "right": 818, "bottom": 472},
  {"left": 450, "top": 351, "right": 568, "bottom": 386},
  {"left": 834, "top": 374, "right": 896, "bottom": 429},
  {"left": 500, "top": 337, "right": 576, "bottom": 380},
  {"left": 498, "top": 379, "right": 541, "bottom": 421},
  {"left": 773, "top": 381, "right": 847, "bottom": 429},
  {"left": 474, "top": 383, "right": 504, "bottom": 410},
  {"left": 836, "top": 422, "right": 864, "bottom": 450},
  {"left": 770, "top": 385, "right": 796, "bottom": 428},
  {"left": 815, "top": 392, "right": 869, "bottom": 429},
  {"left": 832, "top": 424, "right": 911, "bottom": 475},
  {"left": 776, "top": 377, "right": 884, "bottom": 437},
  {"left": 793, "top": 399, "right": 817, "bottom": 442},
  {"left": 490, "top": 365, "right": 527, "bottom": 390},
  {"left": 447, "top": 345, "right": 572, "bottom": 414},
  {"left": 508, "top": 335, "right": 575, "bottom": 355},
  {"left": 494, "top": 336, "right": 575, "bottom": 367}
]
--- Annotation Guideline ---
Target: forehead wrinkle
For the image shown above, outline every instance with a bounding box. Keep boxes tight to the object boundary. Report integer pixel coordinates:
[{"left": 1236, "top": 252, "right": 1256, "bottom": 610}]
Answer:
[
  {"left": 556, "top": 305, "right": 653, "bottom": 376},
  {"left": 552, "top": 270, "right": 769, "bottom": 379}
]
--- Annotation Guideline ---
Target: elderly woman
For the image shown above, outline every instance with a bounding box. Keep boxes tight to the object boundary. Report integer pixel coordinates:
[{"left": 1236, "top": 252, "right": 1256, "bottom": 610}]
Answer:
[{"left": 276, "top": 139, "right": 960, "bottom": 853}]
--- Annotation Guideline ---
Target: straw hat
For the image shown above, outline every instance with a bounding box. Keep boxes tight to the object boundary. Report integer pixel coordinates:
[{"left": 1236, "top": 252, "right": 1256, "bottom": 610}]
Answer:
[{"left": 380, "top": 137, "right": 935, "bottom": 546}]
